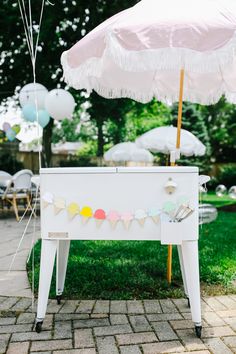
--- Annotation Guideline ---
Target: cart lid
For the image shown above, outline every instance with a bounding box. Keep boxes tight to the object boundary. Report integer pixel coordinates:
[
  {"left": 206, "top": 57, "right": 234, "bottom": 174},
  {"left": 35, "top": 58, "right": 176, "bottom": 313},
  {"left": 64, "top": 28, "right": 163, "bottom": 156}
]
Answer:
[
  {"left": 40, "top": 166, "right": 198, "bottom": 175},
  {"left": 117, "top": 166, "right": 198, "bottom": 173}
]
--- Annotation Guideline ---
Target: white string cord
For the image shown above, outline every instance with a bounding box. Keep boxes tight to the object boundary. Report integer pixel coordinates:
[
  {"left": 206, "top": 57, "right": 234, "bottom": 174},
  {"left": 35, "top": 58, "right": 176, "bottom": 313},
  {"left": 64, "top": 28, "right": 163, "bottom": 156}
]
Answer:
[
  {"left": 28, "top": 0, "right": 34, "bottom": 53},
  {"left": 17, "top": 1, "right": 34, "bottom": 59},
  {"left": 10, "top": 0, "right": 49, "bottom": 310},
  {"left": 34, "top": 0, "right": 45, "bottom": 62},
  {"left": 33, "top": 0, "right": 45, "bottom": 171},
  {"left": 8, "top": 197, "right": 37, "bottom": 274},
  {"left": 18, "top": 188, "right": 37, "bottom": 223}
]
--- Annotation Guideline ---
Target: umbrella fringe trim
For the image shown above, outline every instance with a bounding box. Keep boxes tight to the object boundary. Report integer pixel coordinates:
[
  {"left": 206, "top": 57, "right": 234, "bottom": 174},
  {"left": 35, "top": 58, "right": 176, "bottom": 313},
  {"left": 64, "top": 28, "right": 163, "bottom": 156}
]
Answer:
[
  {"left": 61, "top": 50, "right": 236, "bottom": 105},
  {"left": 106, "top": 32, "right": 236, "bottom": 74}
]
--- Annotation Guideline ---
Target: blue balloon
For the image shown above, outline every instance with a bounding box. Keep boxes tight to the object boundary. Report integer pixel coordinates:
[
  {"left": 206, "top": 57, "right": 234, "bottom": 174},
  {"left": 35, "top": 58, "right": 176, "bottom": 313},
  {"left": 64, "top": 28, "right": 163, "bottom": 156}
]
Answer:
[
  {"left": 22, "top": 104, "right": 36, "bottom": 122},
  {"left": 6, "top": 128, "right": 16, "bottom": 142},
  {"left": 37, "top": 110, "right": 50, "bottom": 128}
]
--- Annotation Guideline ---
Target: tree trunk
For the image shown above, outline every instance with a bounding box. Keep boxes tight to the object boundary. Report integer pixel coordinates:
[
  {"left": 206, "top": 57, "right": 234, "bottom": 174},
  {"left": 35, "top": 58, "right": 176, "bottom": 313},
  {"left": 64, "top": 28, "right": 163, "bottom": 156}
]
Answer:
[
  {"left": 97, "top": 120, "right": 104, "bottom": 157},
  {"left": 42, "top": 118, "right": 54, "bottom": 167}
]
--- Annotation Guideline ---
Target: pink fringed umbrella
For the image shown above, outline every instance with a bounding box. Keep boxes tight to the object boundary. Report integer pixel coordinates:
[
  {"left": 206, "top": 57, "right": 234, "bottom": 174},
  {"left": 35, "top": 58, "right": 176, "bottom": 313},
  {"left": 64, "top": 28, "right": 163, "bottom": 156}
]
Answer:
[
  {"left": 61, "top": 0, "right": 236, "bottom": 282},
  {"left": 62, "top": 0, "right": 236, "bottom": 105}
]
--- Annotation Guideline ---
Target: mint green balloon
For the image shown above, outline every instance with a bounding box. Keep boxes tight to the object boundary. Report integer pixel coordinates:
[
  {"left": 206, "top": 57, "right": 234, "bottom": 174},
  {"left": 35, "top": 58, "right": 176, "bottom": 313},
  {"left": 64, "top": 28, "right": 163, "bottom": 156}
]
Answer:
[
  {"left": 22, "top": 104, "right": 36, "bottom": 122},
  {"left": 37, "top": 110, "right": 50, "bottom": 128}
]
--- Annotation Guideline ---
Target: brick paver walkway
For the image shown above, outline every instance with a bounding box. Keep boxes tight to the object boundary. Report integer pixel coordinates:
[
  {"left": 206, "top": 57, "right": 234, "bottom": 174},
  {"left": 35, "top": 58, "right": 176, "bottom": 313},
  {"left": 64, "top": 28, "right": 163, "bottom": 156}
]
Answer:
[{"left": 0, "top": 295, "right": 235, "bottom": 354}]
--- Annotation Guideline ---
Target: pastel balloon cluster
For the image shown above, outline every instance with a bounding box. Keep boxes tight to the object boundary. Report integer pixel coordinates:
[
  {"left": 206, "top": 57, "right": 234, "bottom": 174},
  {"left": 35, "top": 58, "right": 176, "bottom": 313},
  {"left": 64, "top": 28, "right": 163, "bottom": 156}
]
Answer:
[
  {"left": 0, "top": 122, "right": 21, "bottom": 142},
  {"left": 19, "top": 83, "right": 75, "bottom": 128}
]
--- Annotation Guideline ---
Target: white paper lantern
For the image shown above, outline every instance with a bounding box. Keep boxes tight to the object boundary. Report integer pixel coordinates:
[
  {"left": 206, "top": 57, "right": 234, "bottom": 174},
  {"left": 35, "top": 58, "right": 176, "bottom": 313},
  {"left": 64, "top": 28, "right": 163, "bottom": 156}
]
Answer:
[
  {"left": 19, "top": 83, "right": 48, "bottom": 109},
  {"left": 45, "top": 89, "right": 75, "bottom": 121}
]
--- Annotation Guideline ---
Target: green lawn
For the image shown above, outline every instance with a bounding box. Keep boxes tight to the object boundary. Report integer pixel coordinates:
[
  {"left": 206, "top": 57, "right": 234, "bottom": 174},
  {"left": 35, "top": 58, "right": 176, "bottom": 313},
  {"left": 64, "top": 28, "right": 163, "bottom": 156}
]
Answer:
[
  {"left": 201, "top": 191, "right": 236, "bottom": 208},
  {"left": 28, "top": 194, "right": 236, "bottom": 299}
]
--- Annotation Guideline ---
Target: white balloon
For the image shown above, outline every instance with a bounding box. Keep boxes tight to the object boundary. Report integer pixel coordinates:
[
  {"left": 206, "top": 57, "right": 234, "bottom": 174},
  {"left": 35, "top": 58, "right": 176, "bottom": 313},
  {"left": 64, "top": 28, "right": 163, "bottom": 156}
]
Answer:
[
  {"left": 45, "top": 89, "right": 75, "bottom": 121},
  {"left": 19, "top": 83, "right": 48, "bottom": 109}
]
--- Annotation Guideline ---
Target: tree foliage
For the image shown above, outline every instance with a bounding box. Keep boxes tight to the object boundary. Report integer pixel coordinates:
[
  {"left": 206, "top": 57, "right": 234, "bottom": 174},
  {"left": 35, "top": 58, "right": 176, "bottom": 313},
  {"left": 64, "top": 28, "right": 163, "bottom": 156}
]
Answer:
[
  {"left": 0, "top": 0, "right": 138, "bottom": 162},
  {"left": 0, "top": 1, "right": 235, "bottom": 167},
  {"left": 200, "top": 99, "right": 236, "bottom": 163}
]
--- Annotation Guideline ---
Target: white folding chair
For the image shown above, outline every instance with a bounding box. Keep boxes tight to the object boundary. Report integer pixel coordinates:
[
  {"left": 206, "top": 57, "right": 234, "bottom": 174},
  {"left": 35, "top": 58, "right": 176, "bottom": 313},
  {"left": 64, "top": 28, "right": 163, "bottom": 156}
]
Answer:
[{"left": 2, "top": 169, "right": 33, "bottom": 221}]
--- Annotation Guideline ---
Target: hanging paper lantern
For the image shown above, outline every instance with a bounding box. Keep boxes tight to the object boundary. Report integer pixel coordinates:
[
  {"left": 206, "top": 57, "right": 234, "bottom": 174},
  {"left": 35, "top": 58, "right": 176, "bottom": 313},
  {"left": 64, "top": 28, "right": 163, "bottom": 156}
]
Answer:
[
  {"left": 2, "top": 122, "right": 11, "bottom": 132},
  {"left": 45, "top": 89, "right": 75, "bottom": 121},
  {"left": 19, "top": 83, "right": 48, "bottom": 109},
  {"left": 22, "top": 104, "right": 36, "bottom": 122},
  {"left": 37, "top": 110, "right": 50, "bottom": 128},
  {"left": 215, "top": 184, "right": 227, "bottom": 197},
  {"left": 6, "top": 128, "right": 16, "bottom": 142}
]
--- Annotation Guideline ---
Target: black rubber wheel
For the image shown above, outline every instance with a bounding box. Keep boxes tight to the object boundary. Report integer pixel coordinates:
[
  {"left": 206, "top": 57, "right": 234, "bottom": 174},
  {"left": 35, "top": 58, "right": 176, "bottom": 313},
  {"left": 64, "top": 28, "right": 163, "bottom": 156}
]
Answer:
[
  {"left": 187, "top": 297, "right": 190, "bottom": 308},
  {"left": 56, "top": 295, "right": 62, "bottom": 305},
  {"left": 195, "top": 325, "right": 202, "bottom": 338},
  {"left": 35, "top": 321, "right": 43, "bottom": 333}
]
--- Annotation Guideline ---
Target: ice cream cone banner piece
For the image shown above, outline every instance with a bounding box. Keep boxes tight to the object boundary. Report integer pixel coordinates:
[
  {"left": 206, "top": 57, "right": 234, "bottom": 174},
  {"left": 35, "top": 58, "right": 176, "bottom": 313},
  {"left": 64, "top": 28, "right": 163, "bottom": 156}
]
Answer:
[
  {"left": 151, "top": 215, "right": 160, "bottom": 224},
  {"left": 82, "top": 216, "right": 89, "bottom": 224},
  {"left": 138, "top": 218, "right": 145, "bottom": 226},
  {"left": 68, "top": 212, "right": 76, "bottom": 220},
  {"left": 96, "top": 219, "right": 103, "bottom": 228},
  {"left": 124, "top": 220, "right": 131, "bottom": 229},
  {"left": 54, "top": 206, "right": 63, "bottom": 215},
  {"left": 80, "top": 206, "right": 93, "bottom": 223},
  {"left": 110, "top": 220, "right": 118, "bottom": 229},
  {"left": 123, "top": 220, "right": 131, "bottom": 229},
  {"left": 42, "top": 192, "right": 54, "bottom": 207},
  {"left": 42, "top": 200, "right": 49, "bottom": 209},
  {"left": 134, "top": 209, "right": 147, "bottom": 226},
  {"left": 67, "top": 203, "right": 80, "bottom": 220}
]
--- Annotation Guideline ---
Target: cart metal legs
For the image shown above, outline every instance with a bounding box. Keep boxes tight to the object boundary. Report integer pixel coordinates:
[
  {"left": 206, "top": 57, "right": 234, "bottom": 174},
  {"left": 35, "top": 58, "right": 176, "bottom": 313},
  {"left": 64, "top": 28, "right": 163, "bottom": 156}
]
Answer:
[
  {"left": 56, "top": 240, "right": 70, "bottom": 304},
  {"left": 179, "top": 240, "right": 202, "bottom": 337},
  {"left": 35, "top": 239, "right": 57, "bottom": 333},
  {"left": 177, "top": 245, "right": 189, "bottom": 303},
  {"left": 35, "top": 239, "right": 70, "bottom": 333},
  {"left": 35, "top": 239, "right": 202, "bottom": 337}
]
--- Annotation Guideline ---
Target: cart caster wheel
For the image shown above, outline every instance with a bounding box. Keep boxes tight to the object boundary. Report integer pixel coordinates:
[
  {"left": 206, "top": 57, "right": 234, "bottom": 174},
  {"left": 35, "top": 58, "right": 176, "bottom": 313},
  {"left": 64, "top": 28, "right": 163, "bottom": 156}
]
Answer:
[
  {"left": 187, "top": 297, "right": 190, "bottom": 308},
  {"left": 35, "top": 321, "right": 43, "bottom": 333},
  {"left": 195, "top": 325, "right": 202, "bottom": 338},
  {"left": 56, "top": 295, "right": 62, "bottom": 305}
]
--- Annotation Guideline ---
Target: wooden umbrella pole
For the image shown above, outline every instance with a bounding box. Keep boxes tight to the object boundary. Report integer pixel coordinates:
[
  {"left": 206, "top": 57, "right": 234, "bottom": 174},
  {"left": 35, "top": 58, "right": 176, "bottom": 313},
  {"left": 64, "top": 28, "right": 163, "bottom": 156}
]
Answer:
[
  {"left": 167, "top": 68, "right": 185, "bottom": 284},
  {"left": 176, "top": 69, "right": 185, "bottom": 150}
]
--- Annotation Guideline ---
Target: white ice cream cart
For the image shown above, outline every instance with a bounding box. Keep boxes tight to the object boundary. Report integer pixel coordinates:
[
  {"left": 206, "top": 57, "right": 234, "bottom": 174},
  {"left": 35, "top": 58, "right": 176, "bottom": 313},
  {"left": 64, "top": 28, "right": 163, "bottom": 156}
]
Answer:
[{"left": 35, "top": 165, "right": 202, "bottom": 337}]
